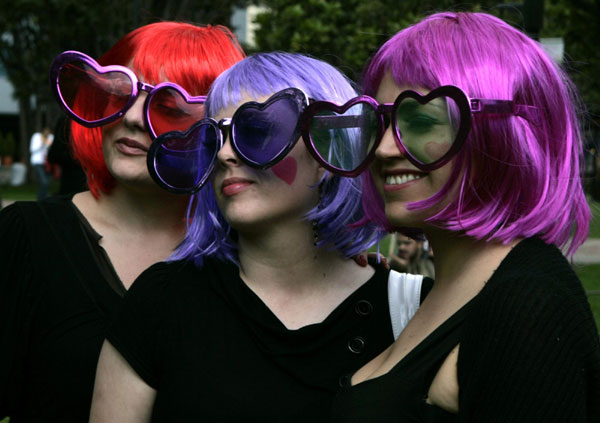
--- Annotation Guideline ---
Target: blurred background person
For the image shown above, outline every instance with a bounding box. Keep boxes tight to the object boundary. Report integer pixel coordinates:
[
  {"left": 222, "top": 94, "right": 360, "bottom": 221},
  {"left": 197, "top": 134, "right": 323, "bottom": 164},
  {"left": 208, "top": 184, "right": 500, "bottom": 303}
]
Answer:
[
  {"left": 388, "top": 234, "right": 435, "bottom": 279},
  {"left": 29, "top": 126, "right": 53, "bottom": 200}
]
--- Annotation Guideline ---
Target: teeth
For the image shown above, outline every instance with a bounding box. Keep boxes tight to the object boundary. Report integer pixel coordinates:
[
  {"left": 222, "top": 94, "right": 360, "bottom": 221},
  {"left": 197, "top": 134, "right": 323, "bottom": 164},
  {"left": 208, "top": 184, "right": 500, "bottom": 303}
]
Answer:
[{"left": 385, "top": 173, "right": 423, "bottom": 185}]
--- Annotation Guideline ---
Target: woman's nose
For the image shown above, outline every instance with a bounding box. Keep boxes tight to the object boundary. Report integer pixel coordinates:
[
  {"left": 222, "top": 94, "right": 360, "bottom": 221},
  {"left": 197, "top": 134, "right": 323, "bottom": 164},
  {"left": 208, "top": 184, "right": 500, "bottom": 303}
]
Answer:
[
  {"left": 374, "top": 125, "right": 408, "bottom": 161},
  {"left": 121, "top": 93, "right": 147, "bottom": 132},
  {"left": 216, "top": 133, "right": 240, "bottom": 167}
]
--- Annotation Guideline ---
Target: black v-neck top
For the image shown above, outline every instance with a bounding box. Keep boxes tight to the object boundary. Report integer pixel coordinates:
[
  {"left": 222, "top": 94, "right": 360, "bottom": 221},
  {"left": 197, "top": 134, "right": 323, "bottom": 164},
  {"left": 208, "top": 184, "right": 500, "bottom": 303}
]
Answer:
[
  {"left": 330, "top": 238, "right": 600, "bottom": 423},
  {"left": 0, "top": 196, "right": 125, "bottom": 423},
  {"left": 108, "top": 257, "right": 401, "bottom": 422}
]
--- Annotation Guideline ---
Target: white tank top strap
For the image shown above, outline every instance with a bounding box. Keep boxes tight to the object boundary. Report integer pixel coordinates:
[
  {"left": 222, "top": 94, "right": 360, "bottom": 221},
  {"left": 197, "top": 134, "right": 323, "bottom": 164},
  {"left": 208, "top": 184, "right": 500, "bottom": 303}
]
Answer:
[{"left": 387, "top": 270, "right": 423, "bottom": 340}]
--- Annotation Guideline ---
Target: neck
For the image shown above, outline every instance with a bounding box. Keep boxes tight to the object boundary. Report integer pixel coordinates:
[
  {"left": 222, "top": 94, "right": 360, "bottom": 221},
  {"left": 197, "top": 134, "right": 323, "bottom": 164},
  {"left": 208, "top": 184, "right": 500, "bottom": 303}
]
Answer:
[
  {"left": 424, "top": 228, "right": 519, "bottom": 291},
  {"left": 237, "top": 219, "right": 348, "bottom": 291},
  {"left": 75, "top": 183, "right": 189, "bottom": 235}
]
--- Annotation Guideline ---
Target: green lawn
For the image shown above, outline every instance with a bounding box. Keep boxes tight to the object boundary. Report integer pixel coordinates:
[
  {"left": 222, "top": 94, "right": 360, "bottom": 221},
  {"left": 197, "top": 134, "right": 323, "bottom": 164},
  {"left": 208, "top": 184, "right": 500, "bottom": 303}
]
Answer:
[{"left": 0, "top": 181, "right": 59, "bottom": 203}]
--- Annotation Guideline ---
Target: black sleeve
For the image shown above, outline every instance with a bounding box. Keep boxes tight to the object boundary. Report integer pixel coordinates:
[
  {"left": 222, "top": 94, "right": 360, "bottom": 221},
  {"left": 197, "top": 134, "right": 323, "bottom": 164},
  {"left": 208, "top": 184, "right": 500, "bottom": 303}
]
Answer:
[
  {"left": 0, "top": 204, "right": 41, "bottom": 418},
  {"left": 457, "top": 274, "right": 600, "bottom": 422},
  {"left": 106, "top": 262, "right": 180, "bottom": 389},
  {"left": 420, "top": 276, "right": 434, "bottom": 304}
]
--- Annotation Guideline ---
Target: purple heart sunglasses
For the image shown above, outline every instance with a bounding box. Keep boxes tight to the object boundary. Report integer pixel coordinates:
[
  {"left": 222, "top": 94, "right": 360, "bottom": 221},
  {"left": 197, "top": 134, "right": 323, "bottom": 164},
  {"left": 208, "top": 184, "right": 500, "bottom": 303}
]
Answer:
[
  {"left": 147, "top": 85, "right": 539, "bottom": 194},
  {"left": 49, "top": 50, "right": 206, "bottom": 139},
  {"left": 147, "top": 87, "right": 310, "bottom": 194},
  {"left": 299, "top": 85, "right": 539, "bottom": 176}
]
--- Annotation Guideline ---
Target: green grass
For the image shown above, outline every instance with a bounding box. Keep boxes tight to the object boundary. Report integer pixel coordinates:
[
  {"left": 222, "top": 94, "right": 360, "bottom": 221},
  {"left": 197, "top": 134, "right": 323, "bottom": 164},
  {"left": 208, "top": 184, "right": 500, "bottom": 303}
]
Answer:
[
  {"left": 589, "top": 199, "right": 600, "bottom": 239},
  {"left": 575, "top": 264, "right": 600, "bottom": 328},
  {"left": 0, "top": 181, "right": 59, "bottom": 203}
]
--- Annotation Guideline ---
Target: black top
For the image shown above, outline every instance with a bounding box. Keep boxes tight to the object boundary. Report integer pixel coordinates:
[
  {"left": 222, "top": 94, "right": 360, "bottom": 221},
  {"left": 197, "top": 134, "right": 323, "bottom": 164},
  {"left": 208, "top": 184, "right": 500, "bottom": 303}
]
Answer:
[
  {"left": 108, "top": 258, "right": 431, "bottom": 422},
  {"left": 0, "top": 196, "right": 124, "bottom": 423},
  {"left": 330, "top": 237, "right": 600, "bottom": 423}
]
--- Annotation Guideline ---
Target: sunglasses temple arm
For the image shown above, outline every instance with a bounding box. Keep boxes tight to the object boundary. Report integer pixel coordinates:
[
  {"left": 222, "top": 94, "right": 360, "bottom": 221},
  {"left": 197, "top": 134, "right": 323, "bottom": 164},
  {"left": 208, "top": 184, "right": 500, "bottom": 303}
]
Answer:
[{"left": 470, "top": 99, "right": 541, "bottom": 127}]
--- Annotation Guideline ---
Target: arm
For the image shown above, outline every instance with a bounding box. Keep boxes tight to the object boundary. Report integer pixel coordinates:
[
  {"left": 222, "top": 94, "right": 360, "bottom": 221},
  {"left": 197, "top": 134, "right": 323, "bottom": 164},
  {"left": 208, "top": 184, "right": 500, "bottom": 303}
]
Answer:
[
  {"left": 0, "top": 204, "right": 36, "bottom": 418},
  {"left": 90, "top": 340, "right": 156, "bottom": 423}
]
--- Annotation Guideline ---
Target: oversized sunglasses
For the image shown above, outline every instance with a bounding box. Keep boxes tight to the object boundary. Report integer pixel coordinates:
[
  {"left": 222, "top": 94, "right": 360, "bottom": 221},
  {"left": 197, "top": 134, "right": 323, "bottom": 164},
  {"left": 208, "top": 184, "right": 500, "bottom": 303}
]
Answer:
[
  {"left": 147, "top": 87, "right": 310, "bottom": 194},
  {"left": 49, "top": 50, "right": 206, "bottom": 139},
  {"left": 299, "top": 85, "right": 539, "bottom": 176}
]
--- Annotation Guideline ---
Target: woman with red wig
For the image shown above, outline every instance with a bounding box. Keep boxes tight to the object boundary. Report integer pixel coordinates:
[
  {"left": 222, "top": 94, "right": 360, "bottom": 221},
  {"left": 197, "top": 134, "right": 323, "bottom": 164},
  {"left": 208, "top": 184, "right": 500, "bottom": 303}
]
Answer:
[{"left": 0, "top": 21, "right": 244, "bottom": 423}]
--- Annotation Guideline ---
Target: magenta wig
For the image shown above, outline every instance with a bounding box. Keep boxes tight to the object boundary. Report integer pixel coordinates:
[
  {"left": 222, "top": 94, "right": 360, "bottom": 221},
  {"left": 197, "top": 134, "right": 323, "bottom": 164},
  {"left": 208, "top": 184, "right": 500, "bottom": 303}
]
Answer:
[{"left": 360, "top": 11, "right": 590, "bottom": 254}]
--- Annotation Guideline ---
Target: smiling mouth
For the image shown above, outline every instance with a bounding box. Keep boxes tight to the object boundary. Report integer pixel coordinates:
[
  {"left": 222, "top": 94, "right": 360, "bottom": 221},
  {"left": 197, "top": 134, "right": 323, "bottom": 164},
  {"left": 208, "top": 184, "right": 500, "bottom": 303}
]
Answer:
[{"left": 385, "top": 173, "right": 425, "bottom": 185}]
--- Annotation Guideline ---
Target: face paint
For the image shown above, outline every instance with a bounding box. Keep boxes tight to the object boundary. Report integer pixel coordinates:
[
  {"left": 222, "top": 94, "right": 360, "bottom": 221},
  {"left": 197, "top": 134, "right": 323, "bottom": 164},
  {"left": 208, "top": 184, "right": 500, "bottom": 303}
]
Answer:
[
  {"left": 425, "top": 141, "right": 452, "bottom": 162},
  {"left": 271, "top": 156, "right": 298, "bottom": 185}
]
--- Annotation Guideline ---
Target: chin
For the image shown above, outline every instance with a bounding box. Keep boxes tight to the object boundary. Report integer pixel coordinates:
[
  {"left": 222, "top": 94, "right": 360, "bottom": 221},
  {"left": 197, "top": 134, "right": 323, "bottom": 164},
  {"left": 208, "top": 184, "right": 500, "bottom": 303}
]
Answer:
[{"left": 384, "top": 202, "right": 430, "bottom": 229}]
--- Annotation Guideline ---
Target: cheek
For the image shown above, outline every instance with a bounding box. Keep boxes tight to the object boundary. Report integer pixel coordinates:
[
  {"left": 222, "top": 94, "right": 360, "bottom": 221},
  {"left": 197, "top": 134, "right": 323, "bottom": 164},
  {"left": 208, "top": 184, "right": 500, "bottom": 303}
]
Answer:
[
  {"left": 271, "top": 157, "right": 297, "bottom": 185},
  {"left": 424, "top": 141, "right": 451, "bottom": 162}
]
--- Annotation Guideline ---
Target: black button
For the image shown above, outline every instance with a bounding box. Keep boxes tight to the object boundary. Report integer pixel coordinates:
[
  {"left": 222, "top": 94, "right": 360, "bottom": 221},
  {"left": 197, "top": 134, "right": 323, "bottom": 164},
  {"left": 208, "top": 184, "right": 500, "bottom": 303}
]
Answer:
[
  {"left": 348, "top": 336, "right": 366, "bottom": 354},
  {"left": 338, "top": 373, "right": 352, "bottom": 387},
  {"left": 355, "top": 300, "right": 373, "bottom": 316}
]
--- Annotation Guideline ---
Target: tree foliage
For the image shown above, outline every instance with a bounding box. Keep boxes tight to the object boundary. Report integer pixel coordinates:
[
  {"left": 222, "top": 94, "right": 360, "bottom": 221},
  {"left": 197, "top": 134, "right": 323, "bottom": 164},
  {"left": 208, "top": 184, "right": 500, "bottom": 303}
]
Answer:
[
  {"left": 253, "top": 1, "right": 498, "bottom": 82},
  {"left": 254, "top": 0, "right": 600, "bottom": 132}
]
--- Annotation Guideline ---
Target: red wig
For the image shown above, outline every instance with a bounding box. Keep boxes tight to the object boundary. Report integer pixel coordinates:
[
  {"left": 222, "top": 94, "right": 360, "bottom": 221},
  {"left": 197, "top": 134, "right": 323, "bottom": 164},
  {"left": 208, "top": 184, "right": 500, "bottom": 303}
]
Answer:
[{"left": 70, "top": 22, "right": 245, "bottom": 197}]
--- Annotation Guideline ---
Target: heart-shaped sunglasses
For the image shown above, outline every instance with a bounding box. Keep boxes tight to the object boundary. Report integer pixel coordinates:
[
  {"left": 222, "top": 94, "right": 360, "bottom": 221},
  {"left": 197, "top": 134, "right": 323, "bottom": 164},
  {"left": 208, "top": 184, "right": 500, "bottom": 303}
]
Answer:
[
  {"left": 49, "top": 50, "right": 206, "bottom": 139},
  {"left": 299, "top": 85, "right": 540, "bottom": 176},
  {"left": 147, "top": 88, "right": 310, "bottom": 194}
]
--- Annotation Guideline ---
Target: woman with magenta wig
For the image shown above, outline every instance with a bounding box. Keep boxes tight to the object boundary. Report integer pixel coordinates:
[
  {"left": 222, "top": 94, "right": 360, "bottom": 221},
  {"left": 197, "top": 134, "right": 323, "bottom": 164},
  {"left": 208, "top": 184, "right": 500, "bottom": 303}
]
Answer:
[
  {"left": 308, "top": 11, "right": 600, "bottom": 422},
  {"left": 90, "top": 52, "right": 429, "bottom": 422},
  {"left": 0, "top": 22, "right": 244, "bottom": 422}
]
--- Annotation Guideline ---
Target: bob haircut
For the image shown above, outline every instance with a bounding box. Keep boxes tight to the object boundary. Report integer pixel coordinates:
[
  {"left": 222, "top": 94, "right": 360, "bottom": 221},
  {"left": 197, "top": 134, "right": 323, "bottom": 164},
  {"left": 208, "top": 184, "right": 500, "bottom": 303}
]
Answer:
[
  {"left": 360, "top": 11, "right": 590, "bottom": 254},
  {"left": 172, "top": 52, "right": 379, "bottom": 265},
  {"left": 70, "top": 22, "right": 245, "bottom": 198}
]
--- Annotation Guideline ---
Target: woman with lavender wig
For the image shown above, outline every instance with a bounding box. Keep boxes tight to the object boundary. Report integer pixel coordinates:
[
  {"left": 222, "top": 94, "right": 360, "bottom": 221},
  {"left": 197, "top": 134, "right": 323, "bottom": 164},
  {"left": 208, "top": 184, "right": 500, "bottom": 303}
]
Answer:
[
  {"left": 312, "top": 11, "right": 600, "bottom": 422},
  {"left": 90, "top": 52, "right": 429, "bottom": 422}
]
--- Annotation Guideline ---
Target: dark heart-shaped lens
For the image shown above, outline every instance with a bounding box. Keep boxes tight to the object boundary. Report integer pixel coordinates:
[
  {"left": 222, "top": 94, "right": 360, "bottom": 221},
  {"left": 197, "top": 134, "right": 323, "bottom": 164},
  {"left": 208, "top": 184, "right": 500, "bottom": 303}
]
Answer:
[
  {"left": 232, "top": 95, "right": 302, "bottom": 167},
  {"left": 395, "top": 95, "right": 460, "bottom": 165},
  {"left": 147, "top": 85, "right": 206, "bottom": 138},
  {"left": 307, "top": 101, "right": 378, "bottom": 173},
  {"left": 58, "top": 60, "right": 133, "bottom": 125},
  {"left": 391, "top": 86, "right": 471, "bottom": 170},
  {"left": 150, "top": 121, "right": 220, "bottom": 193}
]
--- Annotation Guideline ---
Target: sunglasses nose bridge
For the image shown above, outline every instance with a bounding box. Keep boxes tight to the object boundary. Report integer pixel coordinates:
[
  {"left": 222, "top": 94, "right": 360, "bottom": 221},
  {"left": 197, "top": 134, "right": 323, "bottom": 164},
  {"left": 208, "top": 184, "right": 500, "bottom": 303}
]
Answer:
[{"left": 138, "top": 81, "right": 154, "bottom": 93}]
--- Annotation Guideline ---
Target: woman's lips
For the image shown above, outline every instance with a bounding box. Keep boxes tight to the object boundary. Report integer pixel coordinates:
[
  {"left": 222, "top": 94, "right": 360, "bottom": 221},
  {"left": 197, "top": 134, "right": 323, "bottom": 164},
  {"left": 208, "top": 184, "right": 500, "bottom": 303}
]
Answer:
[
  {"left": 221, "top": 177, "right": 254, "bottom": 196},
  {"left": 382, "top": 171, "right": 426, "bottom": 192},
  {"left": 115, "top": 138, "right": 149, "bottom": 156}
]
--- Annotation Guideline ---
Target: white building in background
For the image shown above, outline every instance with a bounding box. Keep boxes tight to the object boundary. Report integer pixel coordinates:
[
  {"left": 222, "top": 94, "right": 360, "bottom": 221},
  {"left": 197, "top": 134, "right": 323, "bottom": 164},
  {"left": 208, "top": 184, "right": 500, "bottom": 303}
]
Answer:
[
  {"left": 540, "top": 37, "right": 564, "bottom": 63},
  {"left": 231, "top": 5, "right": 267, "bottom": 48},
  {"left": 0, "top": 65, "right": 18, "bottom": 115}
]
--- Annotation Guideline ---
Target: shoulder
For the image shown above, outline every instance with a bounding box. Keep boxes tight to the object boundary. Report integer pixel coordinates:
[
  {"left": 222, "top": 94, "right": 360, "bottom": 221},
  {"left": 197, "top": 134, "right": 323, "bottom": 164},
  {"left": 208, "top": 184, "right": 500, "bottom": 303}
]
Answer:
[
  {"left": 0, "top": 201, "right": 37, "bottom": 238},
  {"left": 125, "top": 258, "right": 229, "bottom": 309},
  {"left": 463, "top": 237, "right": 598, "bottom": 361}
]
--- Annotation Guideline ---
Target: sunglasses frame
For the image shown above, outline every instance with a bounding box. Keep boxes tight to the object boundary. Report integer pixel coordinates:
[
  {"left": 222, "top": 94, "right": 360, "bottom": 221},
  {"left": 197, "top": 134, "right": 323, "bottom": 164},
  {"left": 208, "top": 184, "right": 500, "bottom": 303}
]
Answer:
[
  {"left": 49, "top": 50, "right": 206, "bottom": 139},
  {"left": 301, "top": 85, "right": 539, "bottom": 177},
  {"left": 147, "top": 87, "right": 310, "bottom": 194}
]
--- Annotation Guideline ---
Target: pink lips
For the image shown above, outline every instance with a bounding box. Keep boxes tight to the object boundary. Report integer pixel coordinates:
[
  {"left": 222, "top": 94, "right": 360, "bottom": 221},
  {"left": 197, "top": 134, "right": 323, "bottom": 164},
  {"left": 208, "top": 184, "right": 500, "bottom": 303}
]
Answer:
[
  {"left": 115, "top": 138, "right": 149, "bottom": 156},
  {"left": 221, "top": 177, "right": 254, "bottom": 196}
]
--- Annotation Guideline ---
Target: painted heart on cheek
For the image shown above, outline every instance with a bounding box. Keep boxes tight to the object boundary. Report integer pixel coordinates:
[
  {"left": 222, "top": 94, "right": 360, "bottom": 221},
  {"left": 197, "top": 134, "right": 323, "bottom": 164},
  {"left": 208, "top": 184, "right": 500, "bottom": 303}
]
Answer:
[{"left": 271, "top": 157, "right": 298, "bottom": 185}]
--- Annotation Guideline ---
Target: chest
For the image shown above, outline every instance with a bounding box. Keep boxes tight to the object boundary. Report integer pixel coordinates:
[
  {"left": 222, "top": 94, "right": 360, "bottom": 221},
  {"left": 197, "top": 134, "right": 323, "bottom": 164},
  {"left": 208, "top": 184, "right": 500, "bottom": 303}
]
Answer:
[{"left": 149, "top": 285, "right": 395, "bottom": 422}]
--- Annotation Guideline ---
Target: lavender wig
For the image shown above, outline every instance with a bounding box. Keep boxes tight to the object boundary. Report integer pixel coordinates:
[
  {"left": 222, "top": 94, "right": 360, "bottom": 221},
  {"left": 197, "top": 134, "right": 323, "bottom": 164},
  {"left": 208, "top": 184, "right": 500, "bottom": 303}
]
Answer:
[
  {"left": 361, "top": 11, "right": 590, "bottom": 254},
  {"left": 172, "top": 52, "right": 379, "bottom": 265}
]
